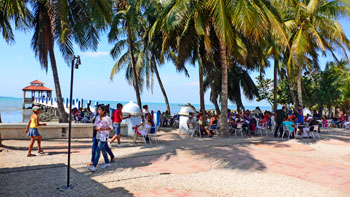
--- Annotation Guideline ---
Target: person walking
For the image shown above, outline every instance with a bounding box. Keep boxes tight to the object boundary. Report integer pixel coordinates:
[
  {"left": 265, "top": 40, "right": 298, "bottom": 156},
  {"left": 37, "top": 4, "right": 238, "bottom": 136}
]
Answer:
[
  {"left": 89, "top": 106, "right": 114, "bottom": 166},
  {"left": 274, "top": 106, "right": 287, "bottom": 137},
  {"left": 109, "top": 103, "right": 130, "bottom": 147},
  {"left": 25, "top": 106, "right": 46, "bottom": 157},
  {"left": 88, "top": 105, "right": 113, "bottom": 172}
]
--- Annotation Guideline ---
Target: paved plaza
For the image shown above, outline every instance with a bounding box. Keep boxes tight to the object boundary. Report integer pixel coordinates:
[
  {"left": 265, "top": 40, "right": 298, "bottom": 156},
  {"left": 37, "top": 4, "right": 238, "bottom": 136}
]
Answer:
[{"left": 1, "top": 128, "right": 350, "bottom": 196}]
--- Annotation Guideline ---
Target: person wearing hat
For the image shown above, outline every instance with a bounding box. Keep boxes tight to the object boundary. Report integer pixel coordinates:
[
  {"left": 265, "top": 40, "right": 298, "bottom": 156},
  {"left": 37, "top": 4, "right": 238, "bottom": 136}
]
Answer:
[{"left": 25, "top": 106, "right": 46, "bottom": 157}]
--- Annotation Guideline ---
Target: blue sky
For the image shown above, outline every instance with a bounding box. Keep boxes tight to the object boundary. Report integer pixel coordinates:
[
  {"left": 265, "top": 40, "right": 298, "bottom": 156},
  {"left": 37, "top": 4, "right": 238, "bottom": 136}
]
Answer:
[{"left": 0, "top": 18, "right": 349, "bottom": 107}]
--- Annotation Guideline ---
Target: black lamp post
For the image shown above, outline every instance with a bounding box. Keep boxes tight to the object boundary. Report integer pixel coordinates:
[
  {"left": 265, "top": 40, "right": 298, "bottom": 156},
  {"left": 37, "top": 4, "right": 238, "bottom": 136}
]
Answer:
[{"left": 63, "top": 55, "right": 81, "bottom": 189}]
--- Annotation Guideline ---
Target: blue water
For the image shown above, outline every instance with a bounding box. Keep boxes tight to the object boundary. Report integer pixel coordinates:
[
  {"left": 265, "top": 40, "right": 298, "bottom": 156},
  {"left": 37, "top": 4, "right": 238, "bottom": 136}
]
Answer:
[{"left": 0, "top": 96, "right": 271, "bottom": 123}]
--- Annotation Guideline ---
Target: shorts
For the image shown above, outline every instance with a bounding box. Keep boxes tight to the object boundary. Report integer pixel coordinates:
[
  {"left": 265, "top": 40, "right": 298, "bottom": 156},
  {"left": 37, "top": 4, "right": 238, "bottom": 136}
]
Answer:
[
  {"left": 27, "top": 128, "right": 40, "bottom": 136},
  {"left": 113, "top": 123, "right": 121, "bottom": 135}
]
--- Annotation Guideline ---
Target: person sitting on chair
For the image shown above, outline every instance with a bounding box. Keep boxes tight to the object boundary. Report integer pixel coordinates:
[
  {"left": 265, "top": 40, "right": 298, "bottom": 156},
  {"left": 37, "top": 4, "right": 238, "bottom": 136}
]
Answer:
[{"left": 134, "top": 114, "right": 153, "bottom": 143}]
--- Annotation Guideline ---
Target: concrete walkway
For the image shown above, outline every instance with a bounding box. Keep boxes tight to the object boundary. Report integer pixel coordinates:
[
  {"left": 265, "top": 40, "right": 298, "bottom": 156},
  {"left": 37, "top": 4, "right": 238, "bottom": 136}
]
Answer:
[{"left": 1, "top": 128, "right": 350, "bottom": 196}]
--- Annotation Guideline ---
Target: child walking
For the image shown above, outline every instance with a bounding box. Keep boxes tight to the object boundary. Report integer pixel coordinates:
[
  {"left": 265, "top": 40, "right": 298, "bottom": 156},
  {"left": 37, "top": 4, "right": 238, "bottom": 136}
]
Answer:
[
  {"left": 88, "top": 105, "right": 113, "bottom": 172},
  {"left": 25, "top": 106, "right": 46, "bottom": 157}
]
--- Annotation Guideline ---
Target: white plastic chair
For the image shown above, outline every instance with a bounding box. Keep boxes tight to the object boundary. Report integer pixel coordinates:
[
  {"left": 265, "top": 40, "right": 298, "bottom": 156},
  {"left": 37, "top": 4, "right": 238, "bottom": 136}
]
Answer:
[
  {"left": 310, "top": 125, "right": 320, "bottom": 139},
  {"left": 149, "top": 126, "right": 159, "bottom": 144},
  {"left": 188, "top": 123, "right": 201, "bottom": 138},
  {"left": 234, "top": 123, "right": 244, "bottom": 138},
  {"left": 321, "top": 123, "right": 330, "bottom": 133},
  {"left": 281, "top": 125, "right": 294, "bottom": 140},
  {"left": 256, "top": 123, "right": 267, "bottom": 136}
]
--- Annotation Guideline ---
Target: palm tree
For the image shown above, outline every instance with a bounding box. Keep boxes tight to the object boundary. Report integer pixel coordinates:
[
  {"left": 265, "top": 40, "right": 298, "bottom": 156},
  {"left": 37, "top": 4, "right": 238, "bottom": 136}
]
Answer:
[
  {"left": 109, "top": 0, "right": 143, "bottom": 109},
  {"left": 31, "top": 0, "right": 111, "bottom": 123},
  {"left": 0, "top": 0, "right": 31, "bottom": 44},
  {"left": 150, "top": 0, "right": 288, "bottom": 136},
  {"left": 207, "top": 0, "right": 288, "bottom": 136},
  {"left": 282, "top": 0, "right": 350, "bottom": 106}
]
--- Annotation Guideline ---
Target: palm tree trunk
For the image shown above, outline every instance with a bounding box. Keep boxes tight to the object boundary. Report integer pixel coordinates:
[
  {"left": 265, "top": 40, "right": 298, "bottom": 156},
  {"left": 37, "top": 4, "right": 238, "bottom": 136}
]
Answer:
[
  {"left": 127, "top": 22, "right": 142, "bottom": 109},
  {"left": 48, "top": 46, "right": 68, "bottom": 123},
  {"left": 199, "top": 64, "right": 205, "bottom": 111},
  {"left": 152, "top": 56, "right": 171, "bottom": 114},
  {"left": 287, "top": 69, "right": 297, "bottom": 106},
  {"left": 296, "top": 68, "right": 303, "bottom": 106},
  {"left": 219, "top": 39, "right": 228, "bottom": 136},
  {"left": 273, "top": 57, "right": 278, "bottom": 112}
]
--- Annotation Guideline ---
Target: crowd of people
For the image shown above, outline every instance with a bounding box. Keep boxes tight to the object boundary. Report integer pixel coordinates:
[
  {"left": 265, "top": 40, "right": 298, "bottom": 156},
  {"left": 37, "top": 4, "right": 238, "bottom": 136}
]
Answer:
[{"left": 25, "top": 103, "right": 350, "bottom": 171}]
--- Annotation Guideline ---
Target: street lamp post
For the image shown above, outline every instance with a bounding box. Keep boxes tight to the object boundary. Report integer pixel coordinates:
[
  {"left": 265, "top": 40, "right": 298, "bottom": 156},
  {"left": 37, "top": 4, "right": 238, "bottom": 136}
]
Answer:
[{"left": 63, "top": 55, "right": 81, "bottom": 189}]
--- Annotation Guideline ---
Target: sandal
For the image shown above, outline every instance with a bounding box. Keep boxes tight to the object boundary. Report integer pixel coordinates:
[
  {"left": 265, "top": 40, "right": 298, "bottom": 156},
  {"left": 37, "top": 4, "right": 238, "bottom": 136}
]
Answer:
[
  {"left": 110, "top": 157, "right": 115, "bottom": 163},
  {"left": 27, "top": 154, "right": 36, "bottom": 157},
  {"left": 38, "top": 151, "right": 45, "bottom": 154}
]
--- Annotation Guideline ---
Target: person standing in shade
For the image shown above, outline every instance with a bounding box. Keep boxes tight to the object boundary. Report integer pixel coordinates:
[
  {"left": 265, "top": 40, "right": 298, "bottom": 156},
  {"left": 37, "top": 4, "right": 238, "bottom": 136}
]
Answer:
[
  {"left": 25, "top": 106, "right": 46, "bottom": 157},
  {"left": 109, "top": 103, "right": 130, "bottom": 147},
  {"left": 88, "top": 105, "right": 112, "bottom": 172},
  {"left": 274, "top": 106, "right": 288, "bottom": 137}
]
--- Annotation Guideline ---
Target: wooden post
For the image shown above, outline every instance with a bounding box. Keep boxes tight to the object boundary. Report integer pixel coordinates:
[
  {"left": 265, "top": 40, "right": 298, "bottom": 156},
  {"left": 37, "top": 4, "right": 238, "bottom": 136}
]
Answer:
[{"left": 22, "top": 90, "right": 26, "bottom": 109}]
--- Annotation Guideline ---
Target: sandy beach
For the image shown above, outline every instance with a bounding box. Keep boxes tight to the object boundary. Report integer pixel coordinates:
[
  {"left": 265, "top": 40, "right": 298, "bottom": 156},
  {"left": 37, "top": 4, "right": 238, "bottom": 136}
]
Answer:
[{"left": 1, "top": 127, "right": 350, "bottom": 197}]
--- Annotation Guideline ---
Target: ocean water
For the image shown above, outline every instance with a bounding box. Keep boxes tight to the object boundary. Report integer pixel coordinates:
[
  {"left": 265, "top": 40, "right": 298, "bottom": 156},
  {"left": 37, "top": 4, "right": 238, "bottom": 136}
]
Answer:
[{"left": 0, "top": 96, "right": 271, "bottom": 123}]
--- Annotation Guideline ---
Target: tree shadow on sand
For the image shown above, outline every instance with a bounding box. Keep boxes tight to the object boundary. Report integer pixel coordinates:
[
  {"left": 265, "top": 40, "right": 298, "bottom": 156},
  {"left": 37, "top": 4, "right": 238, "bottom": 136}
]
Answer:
[{"left": 0, "top": 163, "right": 133, "bottom": 197}]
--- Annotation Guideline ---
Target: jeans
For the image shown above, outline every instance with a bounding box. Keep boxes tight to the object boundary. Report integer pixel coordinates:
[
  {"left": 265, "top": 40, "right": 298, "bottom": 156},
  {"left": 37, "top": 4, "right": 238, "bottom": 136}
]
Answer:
[
  {"left": 91, "top": 137, "right": 114, "bottom": 163},
  {"left": 92, "top": 139, "right": 110, "bottom": 167}
]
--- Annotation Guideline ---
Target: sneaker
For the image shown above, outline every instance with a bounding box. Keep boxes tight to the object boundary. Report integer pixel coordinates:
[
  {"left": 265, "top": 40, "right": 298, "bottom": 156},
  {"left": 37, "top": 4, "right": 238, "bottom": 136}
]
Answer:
[
  {"left": 117, "top": 143, "right": 123, "bottom": 147},
  {"left": 107, "top": 142, "right": 111, "bottom": 148},
  {"left": 88, "top": 166, "right": 96, "bottom": 172},
  {"left": 101, "top": 163, "right": 111, "bottom": 169}
]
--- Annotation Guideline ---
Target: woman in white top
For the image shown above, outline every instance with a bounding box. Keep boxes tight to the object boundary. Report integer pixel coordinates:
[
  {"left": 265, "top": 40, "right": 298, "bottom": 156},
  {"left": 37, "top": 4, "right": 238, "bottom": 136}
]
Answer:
[
  {"left": 88, "top": 105, "right": 113, "bottom": 172},
  {"left": 135, "top": 114, "right": 153, "bottom": 141}
]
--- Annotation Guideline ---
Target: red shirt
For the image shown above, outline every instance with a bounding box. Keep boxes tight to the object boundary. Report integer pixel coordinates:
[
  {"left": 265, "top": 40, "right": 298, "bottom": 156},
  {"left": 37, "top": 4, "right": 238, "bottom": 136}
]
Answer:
[{"left": 112, "top": 109, "right": 122, "bottom": 123}]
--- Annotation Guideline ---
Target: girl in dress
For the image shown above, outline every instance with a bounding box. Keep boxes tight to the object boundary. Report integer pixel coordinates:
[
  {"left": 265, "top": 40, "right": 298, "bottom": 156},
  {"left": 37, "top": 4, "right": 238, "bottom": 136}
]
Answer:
[{"left": 134, "top": 114, "right": 153, "bottom": 142}]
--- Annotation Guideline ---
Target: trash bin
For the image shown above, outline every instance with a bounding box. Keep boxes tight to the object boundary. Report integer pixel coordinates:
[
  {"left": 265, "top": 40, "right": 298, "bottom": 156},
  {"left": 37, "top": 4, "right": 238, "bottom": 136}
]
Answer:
[
  {"left": 121, "top": 101, "right": 143, "bottom": 137},
  {"left": 178, "top": 103, "right": 196, "bottom": 134}
]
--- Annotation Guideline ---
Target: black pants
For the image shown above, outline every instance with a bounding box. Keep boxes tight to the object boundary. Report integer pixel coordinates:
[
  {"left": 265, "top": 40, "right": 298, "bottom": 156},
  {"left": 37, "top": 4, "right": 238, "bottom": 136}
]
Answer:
[{"left": 274, "top": 122, "right": 283, "bottom": 137}]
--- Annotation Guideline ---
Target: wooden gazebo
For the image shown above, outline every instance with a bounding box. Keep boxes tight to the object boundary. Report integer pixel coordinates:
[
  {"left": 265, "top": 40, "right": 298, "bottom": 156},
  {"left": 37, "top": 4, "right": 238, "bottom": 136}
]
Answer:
[{"left": 22, "top": 80, "right": 52, "bottom": 109}]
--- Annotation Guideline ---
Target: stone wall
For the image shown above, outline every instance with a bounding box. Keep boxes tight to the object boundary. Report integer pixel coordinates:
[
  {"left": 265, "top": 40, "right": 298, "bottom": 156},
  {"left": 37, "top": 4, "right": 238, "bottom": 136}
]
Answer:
[{"left": 0, "top": 123, "right": 93, "bottom": 139}]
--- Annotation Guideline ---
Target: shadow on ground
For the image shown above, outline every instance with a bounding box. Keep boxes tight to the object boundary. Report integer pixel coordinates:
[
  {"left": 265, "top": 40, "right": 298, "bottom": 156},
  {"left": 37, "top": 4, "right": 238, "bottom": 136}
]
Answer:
[{"left": 0, "top": 163, "right": 133, "bottom": 197}]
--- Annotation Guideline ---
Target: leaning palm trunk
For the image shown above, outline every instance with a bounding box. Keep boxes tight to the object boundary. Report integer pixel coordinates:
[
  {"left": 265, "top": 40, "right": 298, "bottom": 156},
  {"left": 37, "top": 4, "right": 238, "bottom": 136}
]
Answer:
[
  {"left": 273, "top": 57, "right": 278, "bottom": 112},
  {"left": 219, "top": 39, "right": 228, "bottom": 136},
  {"left": 127, "top": 23, "right": 142, "bottom": 109},
  {"left": 152, "top": 56, "right": 171, "bottom": 114},
  {"left": 296, "top": 68, "right": 303, "bottom": 106},
  {"left": 49, "top": 46, "right": 68, "bottom": 123}
]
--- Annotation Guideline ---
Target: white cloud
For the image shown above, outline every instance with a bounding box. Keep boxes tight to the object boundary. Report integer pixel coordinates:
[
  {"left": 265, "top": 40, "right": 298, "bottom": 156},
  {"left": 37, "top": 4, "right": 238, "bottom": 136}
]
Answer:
[
  {"left": 82, "top": 51, "right": 109, "bottom": 58},
  {"left": 186, "top": 81, "right": 199, "bottom": 86}
]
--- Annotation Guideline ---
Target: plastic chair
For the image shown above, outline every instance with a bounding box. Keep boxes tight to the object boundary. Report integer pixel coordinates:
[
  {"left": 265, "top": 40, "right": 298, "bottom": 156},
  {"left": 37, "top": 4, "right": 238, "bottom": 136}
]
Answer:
[
  {"left": 188, "top": 123, "right": 201, "bottom": 138},
  {"left": 234, "top": 123, "right": 244, "bottom": 138},
  {"left": 149, "top": 123, "right": 159, "bottom": 144},
  {"left": 281, "top": 125, "right": 294, "bottom": 140},
  {"left": 310, "top": 125, "right": 320, "bottom": 139}
]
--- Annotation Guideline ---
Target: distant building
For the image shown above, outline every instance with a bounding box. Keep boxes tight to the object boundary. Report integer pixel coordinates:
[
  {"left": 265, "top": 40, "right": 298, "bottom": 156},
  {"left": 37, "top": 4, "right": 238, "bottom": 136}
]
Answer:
[{"left": 22, "top": 80, "right": 52, "bottom": 109}]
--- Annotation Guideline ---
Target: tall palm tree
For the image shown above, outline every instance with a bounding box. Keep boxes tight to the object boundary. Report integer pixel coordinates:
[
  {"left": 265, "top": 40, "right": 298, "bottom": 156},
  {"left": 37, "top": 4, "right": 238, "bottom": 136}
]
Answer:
[
  {"left": 0, "top": 0, "right": 30, "bottom": 44},
  {"left": 207, "top": 0, "right": 288, "bottom": 136},
  {"left": 109, "top": 0, "right": 143, "bottom": 109},
  {"left": 31, "top": 0, "right": 111, "bottom": 122},
  {"left": 282, "top": 0, "right": 350, "bottom": 106}
]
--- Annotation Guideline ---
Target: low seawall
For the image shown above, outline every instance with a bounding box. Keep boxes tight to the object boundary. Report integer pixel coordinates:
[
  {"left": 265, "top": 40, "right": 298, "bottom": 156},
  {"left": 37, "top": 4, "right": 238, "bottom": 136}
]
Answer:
[{"left": 0, "top": 123, "right": 93, "bottom": 139}]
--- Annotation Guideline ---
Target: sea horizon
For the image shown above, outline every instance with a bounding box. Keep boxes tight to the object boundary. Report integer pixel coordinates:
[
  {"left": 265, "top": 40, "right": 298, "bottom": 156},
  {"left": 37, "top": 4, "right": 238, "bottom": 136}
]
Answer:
[{"left": 0, "top": 96, "right": 272, "bottom": 123}]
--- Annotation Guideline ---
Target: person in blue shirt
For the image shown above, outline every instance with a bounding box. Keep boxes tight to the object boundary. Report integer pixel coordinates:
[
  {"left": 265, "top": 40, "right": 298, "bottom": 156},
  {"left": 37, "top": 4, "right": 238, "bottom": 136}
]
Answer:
[{"left": 297, "top": 105, "right": 304, "bottom": 124}]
